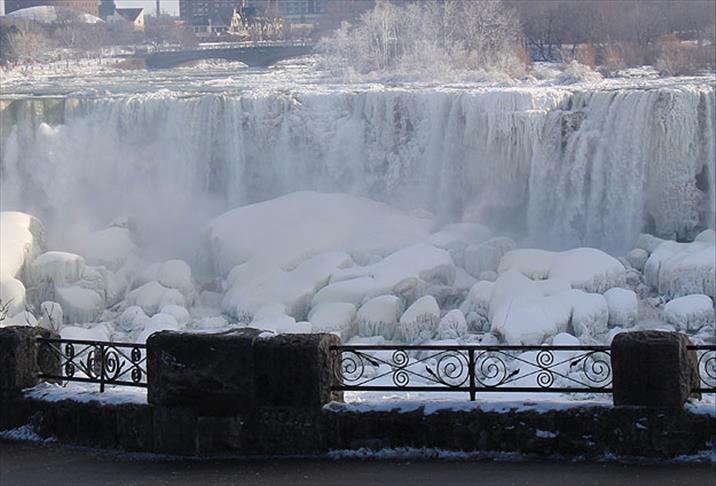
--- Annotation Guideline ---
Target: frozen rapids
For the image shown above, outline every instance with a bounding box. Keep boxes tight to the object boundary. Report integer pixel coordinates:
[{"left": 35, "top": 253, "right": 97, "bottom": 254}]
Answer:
[{"left": 1, "top": 81, "right": 714, "bottom": 256}]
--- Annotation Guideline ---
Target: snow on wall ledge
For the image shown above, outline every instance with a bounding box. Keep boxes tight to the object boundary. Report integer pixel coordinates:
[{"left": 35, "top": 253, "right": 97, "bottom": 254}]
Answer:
[{"left": 0, "top": 83, "right": 714, "bottom": 256}]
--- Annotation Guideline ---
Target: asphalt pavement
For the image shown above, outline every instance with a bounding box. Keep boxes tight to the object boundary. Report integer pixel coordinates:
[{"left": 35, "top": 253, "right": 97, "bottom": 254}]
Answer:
[{"left": 1, "top": 439, "right": 714, "bottom": 486}]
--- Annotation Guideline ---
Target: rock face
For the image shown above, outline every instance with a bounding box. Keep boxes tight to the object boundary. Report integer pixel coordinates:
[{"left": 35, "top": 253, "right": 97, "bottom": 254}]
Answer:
[
  {"left": 0, "top": 326, "right": 59, "bottom": 395},
  {"left": 611, "top": 331, "right": 699, "bottom": 408},
  {"left": 147, "top": 328, "right": 263, "bottom": 415}
]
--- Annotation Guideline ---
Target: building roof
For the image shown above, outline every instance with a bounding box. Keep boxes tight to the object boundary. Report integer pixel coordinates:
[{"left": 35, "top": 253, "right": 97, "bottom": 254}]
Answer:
[
  {"left": 6, "top": 5, "right": 104, "bottom": 24},
  {"left": 115, "top": 7, "right": 143, "bottom": 22}
]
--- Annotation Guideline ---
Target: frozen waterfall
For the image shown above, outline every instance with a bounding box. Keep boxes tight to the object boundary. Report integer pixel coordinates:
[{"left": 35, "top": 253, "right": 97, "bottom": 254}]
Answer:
[{"left": 1, "top": 83, "right": 713, "bottom": 256}]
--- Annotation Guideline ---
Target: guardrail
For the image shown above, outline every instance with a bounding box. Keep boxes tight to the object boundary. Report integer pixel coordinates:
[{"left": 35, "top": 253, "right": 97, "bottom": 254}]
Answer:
[
  {"left": 331, "top": 344, "right": 716, "bottom": 400},
  {"left": 36, "top": 338, "right": 146, "bottom": 392}
]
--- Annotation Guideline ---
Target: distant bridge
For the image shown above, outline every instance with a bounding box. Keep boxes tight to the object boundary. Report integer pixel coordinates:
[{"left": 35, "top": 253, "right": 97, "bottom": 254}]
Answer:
[{"left": 143, "top": 42, "right": 315, "bottom": 69}]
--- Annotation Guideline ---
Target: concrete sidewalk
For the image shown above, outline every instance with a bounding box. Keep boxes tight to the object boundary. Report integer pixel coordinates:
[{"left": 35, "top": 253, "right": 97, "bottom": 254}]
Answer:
[{"left": 1, "top": 440, "right": 714, "bottom": 486}]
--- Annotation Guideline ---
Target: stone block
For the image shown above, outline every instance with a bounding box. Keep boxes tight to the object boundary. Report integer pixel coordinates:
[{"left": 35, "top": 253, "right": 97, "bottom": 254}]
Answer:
[
  {"left": 195, "top": 416, "right": 243, "bottom": 455},
  {"left": 0, "top": 326, "right": 59, "bottom": 396},
  {"left": 147, "top": 328, "right": 262, "bottom": 414},
  {"left": 253, "top": 333, "right": 342, "bottom": 408},
  {"left": 612, "top": 331, "right": 699, "bottom": 408},
  {"left": 152, "top": 406, "right": 197, "bottom": 455},
  {"left": 116, "top": 404, "right": 154, "bottom": 452}
]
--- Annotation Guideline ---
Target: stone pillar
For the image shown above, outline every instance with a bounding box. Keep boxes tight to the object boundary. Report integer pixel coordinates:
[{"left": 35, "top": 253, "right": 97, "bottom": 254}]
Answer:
[
  {"left": 0, "top": 326, "right": 60, "bottom": 398},
  {"left": 254, "top": 333, "right": 343, "bottom": 408},
  {"left": 611, "top": 331, "right": 699, "bottom": 408},
  {"left": 146, "top": 328, "right": 263, "bottom": 415}
]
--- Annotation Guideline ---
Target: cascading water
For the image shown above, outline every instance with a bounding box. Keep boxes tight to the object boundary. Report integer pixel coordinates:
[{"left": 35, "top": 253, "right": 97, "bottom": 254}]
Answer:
[{"left": 1, "top": 83, "right": 714, "bottom": 257}]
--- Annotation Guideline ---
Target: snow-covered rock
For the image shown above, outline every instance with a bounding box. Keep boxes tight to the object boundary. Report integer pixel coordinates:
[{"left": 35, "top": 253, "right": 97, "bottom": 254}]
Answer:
[
  {"left": 460, "top": 280, "right": 493, "bottom": 318},
  {"left": 159, "top": 304, "right": 190, "bottom": 327},
  {"left": 663, "top": 295, "right": 715, "bottom": 331},
  {"left": 3, "top": 310, "right": 38, "bottom": 327},
  {"left": 312, "top": 277, "right": 390, "bottom": 309},
  {"left": 552, "top": 332, "right": 580, "bottom": 346},
  {"left": 437, "top": 309, "right": 468, "bottom": 340},
  {"left": 136, "top": 313, "right": 179, "bottom": 343},
  {"left": 635, "top": 234, "right": 665, "bottom": 254},
  {"left": 625, "top": 248, "right": 649, "bottom": 272},
  {"left": 308, "top": 302, "right": 356, "bottom": 337},
  {"left": 202, "top": 191, "right": 433, "bottom": 275},
  {"left": 125, "top": 281, "right": 186, "bottom": 316},
  {"left": 157, "top": 260, "right": 195, "bottom": 305},
  {"left": 117, "top": 305, "right": 150, "bottom": 332},
  {"left": 61, "top": 323, "right": 112, "bottom": 342},
  {"left": 55, "top": 285, "right": 104, "bottom": 324},
  {"left": 603, "top": 288, "right": 638, "bottom": 327},
  {"left": 570, "top": 290, "right": 609, "bottom": 338},
  {"left": 498, "top": 247, "right": 625, "bottom": 294},
  {"left": 356, "top": 295, "right": 402, "bottom": 339},
  {"left": 27, "top": 251, "right": 86, "bottom": 287},
  {"left": 644, "top": 240, "right": 716, "bottom": 299},
  {"left": 463, "top": 237, "right": 516, "bottom": 278},
  {"left": 223, "top": 251, "right": 353, "bottom": 320},
  {"left": 398, "top": 295, "right": 440, "bottom": 342},
  {"left": 694, "top": 229, "right": 715, "bottom": 244},
  {"left": 0, "top": 211, "right": 45, "bottom": 316}
]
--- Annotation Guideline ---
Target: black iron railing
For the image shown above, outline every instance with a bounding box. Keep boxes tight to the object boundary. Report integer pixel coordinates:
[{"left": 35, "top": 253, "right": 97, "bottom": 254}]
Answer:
[
  {"left": 690, "top": 345, "right": 716, "bottom": 393},
  {"left": 330, "top": 345, "right": 614, "bottom": 400},
  {"left": 331, "top": 344, "right": 716, "bottom": 399},
  {"left": 36, "top": 338, "right": 147, "bottom": 392}
]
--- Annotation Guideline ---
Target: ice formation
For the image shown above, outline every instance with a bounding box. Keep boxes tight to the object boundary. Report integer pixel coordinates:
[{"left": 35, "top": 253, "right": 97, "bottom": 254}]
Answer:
[{"left": 663, "top": 295, "right": 715, "bottom": 331}]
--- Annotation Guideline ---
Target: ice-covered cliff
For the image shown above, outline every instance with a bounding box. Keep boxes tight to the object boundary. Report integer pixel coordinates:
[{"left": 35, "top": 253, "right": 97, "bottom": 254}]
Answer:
[{"left": 1, "top": 82, "right": 713, "bottom": 255}]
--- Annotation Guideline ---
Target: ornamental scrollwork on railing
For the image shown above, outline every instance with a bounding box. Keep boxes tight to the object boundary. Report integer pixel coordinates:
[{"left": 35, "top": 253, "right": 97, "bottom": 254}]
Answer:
[
  {"left": 37, "top": 338, "right": 147, "bottom": 392},
  {"left": 690, "top": 346, "right": 716, "bottom": 391},
  {"left": 331, "top": 345, "right": 614, "bottom": 397}
]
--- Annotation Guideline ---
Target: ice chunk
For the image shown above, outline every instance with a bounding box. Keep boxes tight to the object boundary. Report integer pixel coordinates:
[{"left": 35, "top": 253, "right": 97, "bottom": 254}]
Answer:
[
  {"left": 312, "top": 277, "right": 390, "bottom": 309},
  {"left": 308, "top": 302, "right": 356, "bottom": 337},
  {"left": 625, "top": 248, "right": 649, "bottom": 272},
  {"left": 55, "top": 285, "right": 104, "bottom": 324},
  {"left": 3, "top": 310, "right": 37, "bottom": 327},
  {"left": 0, "top": 278, "right": 26, "bottom": 318},
  {"left": 663, "top": 295, "right": 715, "bottom": 331},
  {"left": 202, "top": 191, "right": 433, "bottom": 276},
  {"left": 136, "top": 313, "right": 179, "bottom": 343},
  {"left": 635, "top": 234, "right": 665, "bottom": 254},
  {"left": 603, "top": 288, "right": 638, "bottom": 327},
  {"left": 437, "top": 309, "right": 468, "bottom": 340},
  {"left": 356, "top": 295, "right": 402, "bottom": 339},
  {"left": 117, "top": 306, "right": 150, "bottom": 332},
  {"left": 460, "top": 280, "right": 494, "bottom": 317},
  {"left": 27, "top": 251, "right": 86, "bottom": 287},
  {"left": 499, "top": 248, "right": 626, "bottom": 293},
  {"left": 398, "top": 295, "right": 440, "bottom": 342},
  {"left": 694, "top": 230, "right": 715, "bottom": 244},
  {"left": 159, "top": 304, "right": 190, "bottom": 327},
  {"left": 428, "top": 223, "right": 493, "bottom": 250},
  {"left": 644, "top": 240, "right": 716, "bottom": 299},
  {"left": 463, "top": 237, "right": 516, "bottom": 278},
  {"left": 157, "top": 260, "right": 195, "bottom": 305},
  {"left": 125, "top": 281, "right": 186, "bottom": 316},
  {"left": 552, "top": 332, "right": 580, "bottom": 346}
]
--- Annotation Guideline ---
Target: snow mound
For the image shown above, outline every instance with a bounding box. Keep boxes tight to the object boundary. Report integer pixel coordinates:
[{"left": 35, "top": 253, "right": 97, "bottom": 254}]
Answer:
[
  {"left": 570, "top": 290, "right": 609, "bottom": 338},
  {"left": 603, "top": 288, "right": 638, "bottom": 327},
  {"left": 644, "top": 240, "right": 716, "bottom": 299},
  {"left": 499, "top": 248, "right": 626, "bottom": 293},
  {"left": 117, "top": 306, "right": 150, "bottom": 332},
  {"left": 156, "top": 260, "right": 195, "bottom": 305},
  {"left": 664, "top": 295, "right": 714, "bottom": 331},
  {"left": 356, "top": 295, "right": 402, "bottom": 339},
  {"left": 61, "top": 323, "right": 111, "bottom": 342},
  {"left": 202, "top": 191, "right": 433, "bottom": 275},
  {"left": 398, "top": 295, "right": 440, "bottom": 342}
]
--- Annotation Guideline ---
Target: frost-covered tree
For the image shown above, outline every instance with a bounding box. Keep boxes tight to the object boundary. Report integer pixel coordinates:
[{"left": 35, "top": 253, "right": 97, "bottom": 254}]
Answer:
[{"left": 318, "top": 0, "right": 525, "bottom": 78}]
